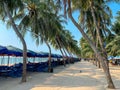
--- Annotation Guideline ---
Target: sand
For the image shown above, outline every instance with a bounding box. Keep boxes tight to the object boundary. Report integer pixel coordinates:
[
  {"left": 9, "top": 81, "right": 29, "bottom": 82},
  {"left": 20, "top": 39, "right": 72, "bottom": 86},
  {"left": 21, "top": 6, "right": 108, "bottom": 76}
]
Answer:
[{"left": 0, "top": 60, "right": 120, "bottom": 90}]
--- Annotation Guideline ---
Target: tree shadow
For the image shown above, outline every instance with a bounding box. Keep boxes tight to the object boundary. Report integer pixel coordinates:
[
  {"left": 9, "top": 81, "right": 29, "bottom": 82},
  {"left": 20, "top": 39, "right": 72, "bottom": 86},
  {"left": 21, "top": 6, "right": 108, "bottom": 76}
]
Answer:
[{"left": 0, "top": 61, "right": 119, "bottom": 90}]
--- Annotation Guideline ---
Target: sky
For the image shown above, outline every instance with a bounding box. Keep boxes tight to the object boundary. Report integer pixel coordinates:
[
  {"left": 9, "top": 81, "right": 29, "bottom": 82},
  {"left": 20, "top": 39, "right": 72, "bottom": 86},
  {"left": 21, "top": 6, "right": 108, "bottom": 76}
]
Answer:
[{"left": 0, "top": 2, "right": 120, "bottom": 54}]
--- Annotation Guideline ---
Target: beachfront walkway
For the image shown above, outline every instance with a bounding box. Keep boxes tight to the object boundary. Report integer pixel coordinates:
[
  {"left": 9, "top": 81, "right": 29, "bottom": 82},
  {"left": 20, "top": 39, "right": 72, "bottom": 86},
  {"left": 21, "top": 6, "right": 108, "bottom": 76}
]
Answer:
[{"left": 0, "top": 60, "right": 120, "bottom": 90}]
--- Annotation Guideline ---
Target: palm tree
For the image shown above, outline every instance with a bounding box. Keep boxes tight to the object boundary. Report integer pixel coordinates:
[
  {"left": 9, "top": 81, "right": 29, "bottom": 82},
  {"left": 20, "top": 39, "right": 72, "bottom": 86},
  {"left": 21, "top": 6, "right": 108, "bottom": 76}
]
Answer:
[
  {"left": 16, "top": 0, "right": 68, "bottom": 70},
  {"left": 80, "top": 38, "right": 94, "bottom": 58},
  {"left": 111, "top": 11, "right": 120, "bottom": 35},
  {"left": 89, "top": 1, "right": 112, "bottom": 69},
  {"left": 0, "top": 0, "right": 27, "bottom": 82},
  {"left": 27, "top": 0, "right": 81, "bottom": 66},
  {"left": 106, "top": 35, "right": 120, "bottom": 56},
  {"left": 58, "top": 30, "right": 81, "bottom": 62},
  {"left": 106, "top": 11, "right": 120, "bottom": 57},
  {"left": 56, "top": 0, "right": 115, "bottom": 88}
]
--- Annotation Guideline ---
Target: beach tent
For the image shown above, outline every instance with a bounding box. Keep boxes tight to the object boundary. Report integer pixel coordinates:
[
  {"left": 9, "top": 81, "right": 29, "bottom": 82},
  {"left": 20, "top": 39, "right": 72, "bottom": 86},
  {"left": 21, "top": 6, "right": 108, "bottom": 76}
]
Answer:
[
  {"left": 36, "top": 52, "right": 44, "bottom": 57},
  {"left": 38, "top": 52, "right": 49, "bottom": 57},
  {"left": 0, "top": 45, "right": 8, "bottom": 55},
  {"left": 27, "top": 50, "right": 37, "bottom": 57},
  {"left": 51, "top": 54, "right": 57, "bottom": 58},
  {"left": 56, "top": 54, "right": 62, "bottom": 58},
  {"left": 37, "top": 52, "right": 62, "bottom": 58},
  {"left": 5, "top": 46, "right": 23, "bottom": 66},
  {"left": 0, "top": 45, "right": 8, "bottom": 65},
  {"left": 6, "top": 45, "right": 23, "bottom": 56},
  {"left": 51, "top": 54, "right": 62, "bottom": 58}
]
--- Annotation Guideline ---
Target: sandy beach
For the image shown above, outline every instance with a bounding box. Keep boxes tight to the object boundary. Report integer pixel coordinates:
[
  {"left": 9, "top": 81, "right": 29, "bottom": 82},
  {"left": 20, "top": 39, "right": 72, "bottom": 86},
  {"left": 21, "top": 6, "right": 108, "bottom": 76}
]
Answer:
[{"left": 0, "top": 60, "right": 120, "bottom": 90}]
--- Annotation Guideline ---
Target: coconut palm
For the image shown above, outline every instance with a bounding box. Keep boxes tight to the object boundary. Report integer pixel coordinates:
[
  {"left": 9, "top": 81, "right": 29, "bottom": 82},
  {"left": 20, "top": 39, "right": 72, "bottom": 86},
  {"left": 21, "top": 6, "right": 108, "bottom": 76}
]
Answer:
[
  {"left": 0, "top": 0, "right": 27, "bottom": 82},
  {"left": 56, "top": 0, "right": 115, "bottom": 88},
  {"left": 80, "top": 38, "right": 94, "bottom": 58},
  {"left": 56, "top": 30, "right": 80, "bottom": 64},
  {"left": 111, "top": 11, "right": 120, "bottom": 36},
  {"left": 106, "top": 35, "right": 120, "bottom": 56},
  {"left": 15, "top": 0, "right": 69, "bottom": 70},
  {"left": 106, "top": 11, "right": 120, "bottom": 57},
  {"left": 51, "top": 30, "right": 80, "bottom": 64},
  {"left": 63, "top": 30, "right": 81, "bottom": 61}
]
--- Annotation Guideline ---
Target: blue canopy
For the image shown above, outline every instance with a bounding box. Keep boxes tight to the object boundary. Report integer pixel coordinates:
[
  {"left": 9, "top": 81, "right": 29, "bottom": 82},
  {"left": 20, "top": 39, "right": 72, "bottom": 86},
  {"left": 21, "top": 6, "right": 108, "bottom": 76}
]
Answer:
[
  {"left": 27, "top": 50, "right": 37, "bottom": 57},
  {"left": 6, "top": 45, "right": 23, "bottom": 56},
  {"left": 0, "top": 45, "right": 8, "bottom": 55},
  {"left": 38, "top": 52, "right": 49, "bottom": 57},
  {"left": 56, "top": 54, "right": 62, "bottom": 58},
  {"left": 50, "top": 53, "right": 59, "bottom": 58},
  {"left": 36, "top": 52, "right": 44, "bottom": 57},
  {"left": 0, "top": 45, "right": 62, "bottom": 58},
  {"left": 37, "top": 52, "right": 62, "bottom": 58}
]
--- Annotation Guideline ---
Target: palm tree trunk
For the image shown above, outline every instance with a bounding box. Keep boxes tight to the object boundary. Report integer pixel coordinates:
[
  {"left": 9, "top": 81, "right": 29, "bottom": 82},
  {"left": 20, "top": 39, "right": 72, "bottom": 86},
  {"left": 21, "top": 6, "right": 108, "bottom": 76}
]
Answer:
[
  {"left": 62, "top": 47, "right": 69, "bottom": 63},
  {"left": 56, "top": 38, "right": 66, "bottom": 66},
  {"left": 66, "top": 51, "right": 72, "bottom": 64},
  {"left": 4, "top": 2, "right": 27, "bottom": 82},
  {"left": 98, "top": 59, "right": 101, "bottom": 68},
  {"left": 59, "top": 48, "right": 65, "bottom": 65},
  {"left": 63, "top": 48, "right": 68, "bottom": 58},
  {"left": 90, "top": 3, "right": 109, "bottom": 67},
  {"left": 95, "top": 35, "right": 100, "bottom": 68},
  {"left": 68, "top": 3, "right": 115, "bottom": 88},
  {"left": 90, "top": 3, "right": 114, "bottom": 88},
  {"left": 70, "top": 53, "right": 74, "bottom": 63},
  {"left": 60, "top": 40, "right": 71, "bottom": 64},
  {"left": 44, "top": 40, "right": 52, "bottom": 72},
  {"left": 26, "top": 29, "right": 52, "bottom": 72}
]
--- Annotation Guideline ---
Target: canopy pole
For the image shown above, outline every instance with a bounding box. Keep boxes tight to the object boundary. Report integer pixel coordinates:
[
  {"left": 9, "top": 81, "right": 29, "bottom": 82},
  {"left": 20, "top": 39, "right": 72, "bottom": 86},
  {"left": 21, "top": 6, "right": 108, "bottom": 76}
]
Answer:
[
  {"left": 33, "top": 57, "right": 35, "bottom": 63},
  {"left": 15, "top": 57, "right": 17, "bottom": 64},
  {"left": 7, "top": 56, "right": 10, "bottom": 66},
  {"left": 1, "top": 56, "right": 4, "bottom": 65}
]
